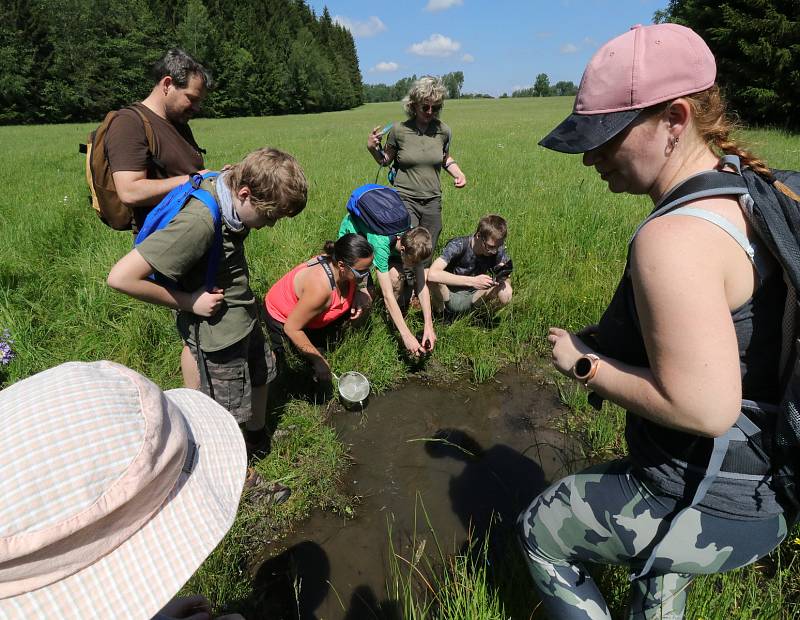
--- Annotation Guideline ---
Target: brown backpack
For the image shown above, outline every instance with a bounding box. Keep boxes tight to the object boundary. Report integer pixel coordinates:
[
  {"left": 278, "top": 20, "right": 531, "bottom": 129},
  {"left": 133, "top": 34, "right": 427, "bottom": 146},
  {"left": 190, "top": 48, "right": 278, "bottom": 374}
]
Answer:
[{"left": 79, "top": 105, "right": 163, "bottom": 230}]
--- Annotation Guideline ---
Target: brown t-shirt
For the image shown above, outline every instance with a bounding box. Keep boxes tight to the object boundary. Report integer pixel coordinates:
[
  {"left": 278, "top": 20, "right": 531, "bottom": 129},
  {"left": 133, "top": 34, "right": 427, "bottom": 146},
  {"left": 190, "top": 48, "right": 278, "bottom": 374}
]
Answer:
[{"left": 106, "top": 103, "right": 204, "bottom": 229}]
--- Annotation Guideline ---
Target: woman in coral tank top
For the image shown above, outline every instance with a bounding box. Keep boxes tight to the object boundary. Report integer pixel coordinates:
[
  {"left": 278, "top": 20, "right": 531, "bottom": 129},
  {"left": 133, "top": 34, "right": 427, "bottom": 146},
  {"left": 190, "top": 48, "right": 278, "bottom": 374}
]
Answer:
[{"left": 265, "top": 234, "right": 373, "bottom": 382}]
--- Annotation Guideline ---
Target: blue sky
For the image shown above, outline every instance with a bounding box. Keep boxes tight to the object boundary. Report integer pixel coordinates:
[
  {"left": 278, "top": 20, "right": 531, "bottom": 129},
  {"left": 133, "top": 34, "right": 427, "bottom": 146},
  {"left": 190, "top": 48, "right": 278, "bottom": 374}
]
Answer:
[{"left": 306, "top": 0, "right": 670, "bottom": 97}]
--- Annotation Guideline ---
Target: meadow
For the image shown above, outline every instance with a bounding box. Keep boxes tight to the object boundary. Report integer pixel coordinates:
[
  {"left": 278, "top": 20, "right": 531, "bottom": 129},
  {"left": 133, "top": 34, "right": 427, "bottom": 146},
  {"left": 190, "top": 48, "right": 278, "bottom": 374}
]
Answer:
[{"left": 2, "top": 97, "right": 800, "bottom": 618}]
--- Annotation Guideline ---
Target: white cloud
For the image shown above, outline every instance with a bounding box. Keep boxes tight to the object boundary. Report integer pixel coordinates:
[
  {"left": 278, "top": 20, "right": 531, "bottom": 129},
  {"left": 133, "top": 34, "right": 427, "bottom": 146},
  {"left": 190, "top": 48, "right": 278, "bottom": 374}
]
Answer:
[
  {"left": 371, "top": 61, "right": 399, "bottom": 73},
  {"left": 408, "top": 34, "right": 461, "bottom": 57},
  {"left": 560, "top": 43, "right": 579, "bottom": 54},
  {"left": 333, "top": 15, "right": 386, "bottom": 38},
  {"left": 424, "top": 0, "right": 463, "bottom": 11},
  {"left": 462, "top": 53, "right": 475, "bottom": 63}
]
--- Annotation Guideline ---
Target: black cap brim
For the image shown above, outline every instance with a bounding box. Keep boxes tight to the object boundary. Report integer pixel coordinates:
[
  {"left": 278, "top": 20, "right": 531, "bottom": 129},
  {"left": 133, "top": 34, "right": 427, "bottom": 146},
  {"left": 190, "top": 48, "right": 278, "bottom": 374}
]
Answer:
[{"left": 538, "top": 109, "right": 643, "bottom": 154}]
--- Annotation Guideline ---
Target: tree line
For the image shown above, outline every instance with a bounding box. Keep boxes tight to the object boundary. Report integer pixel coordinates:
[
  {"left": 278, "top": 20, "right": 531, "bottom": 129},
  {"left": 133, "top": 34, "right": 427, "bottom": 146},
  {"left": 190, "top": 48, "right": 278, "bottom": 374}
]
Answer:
[
  {"left": 363, "top": 72, "right": 467, "bottom": 102},
  {"left": 656, "top": 0, "right": 798, "bottom": 130},
  {"left": 510, "top": 73, "right": 578, "bottom": 98},
  {"left": 0, "top": 0, "right": 363, "bottom": 124}
]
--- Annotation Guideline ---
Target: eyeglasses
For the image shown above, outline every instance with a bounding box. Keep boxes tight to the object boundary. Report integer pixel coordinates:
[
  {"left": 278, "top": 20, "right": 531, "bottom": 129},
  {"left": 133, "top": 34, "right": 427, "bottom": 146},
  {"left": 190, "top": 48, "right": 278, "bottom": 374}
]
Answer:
[
  {"left": 420, "top": 103, "right": 442, "bottom": 113},
  {"left": 349, "top": 265, "right": 372, "bottom": 279},
  {"left": 477, "top": 235, "right": 500, "bottom": 253}
]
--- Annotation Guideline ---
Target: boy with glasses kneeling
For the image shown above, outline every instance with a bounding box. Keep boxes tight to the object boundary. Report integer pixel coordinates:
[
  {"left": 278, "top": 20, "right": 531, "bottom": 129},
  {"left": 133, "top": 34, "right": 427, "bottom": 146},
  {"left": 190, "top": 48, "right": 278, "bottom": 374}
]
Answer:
[{"left": 427, "top": 214, "right": 513, "bottom": 315}]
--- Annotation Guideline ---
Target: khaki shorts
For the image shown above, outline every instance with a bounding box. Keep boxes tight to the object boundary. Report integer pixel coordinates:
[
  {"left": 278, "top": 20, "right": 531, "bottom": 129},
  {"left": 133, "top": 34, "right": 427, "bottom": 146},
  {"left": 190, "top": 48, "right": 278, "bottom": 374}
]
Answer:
[
  {"left": 445, "top": 288, "right": 476, "bottom": 313},
  {"left": 186, "top": 322, "right": 276, "bottom": 424}
]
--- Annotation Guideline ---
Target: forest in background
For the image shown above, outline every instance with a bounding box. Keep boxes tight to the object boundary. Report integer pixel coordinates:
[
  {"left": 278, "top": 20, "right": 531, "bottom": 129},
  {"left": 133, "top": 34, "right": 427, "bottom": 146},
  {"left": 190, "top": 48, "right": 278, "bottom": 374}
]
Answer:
[{"left": 0, "top": 0, "right": 363, "bottom": 124}]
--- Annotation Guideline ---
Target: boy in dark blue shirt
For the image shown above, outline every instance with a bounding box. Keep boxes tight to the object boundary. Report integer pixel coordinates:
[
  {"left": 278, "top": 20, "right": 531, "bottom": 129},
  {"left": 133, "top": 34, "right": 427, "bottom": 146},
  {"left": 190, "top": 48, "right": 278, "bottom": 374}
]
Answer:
[{"left": 427, "top": 214, "right": 512, "bottom": 314}]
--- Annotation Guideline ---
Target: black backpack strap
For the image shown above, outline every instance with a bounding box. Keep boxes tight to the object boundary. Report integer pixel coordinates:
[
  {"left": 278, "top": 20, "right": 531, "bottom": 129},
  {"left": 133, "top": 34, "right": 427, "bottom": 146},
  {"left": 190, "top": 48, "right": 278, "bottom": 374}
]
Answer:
[
  {"left": 631, "top": 168, "right": 749, "bottom": 244},
  {"left": 307, "top": 255, "right": 336, "bottom": 290}
]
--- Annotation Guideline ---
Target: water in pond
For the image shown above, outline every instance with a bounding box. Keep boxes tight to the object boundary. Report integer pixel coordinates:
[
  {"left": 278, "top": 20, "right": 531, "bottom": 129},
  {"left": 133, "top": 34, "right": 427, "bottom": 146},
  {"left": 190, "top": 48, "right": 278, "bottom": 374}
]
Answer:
[{"left": 252, "top": 368, "right": 585, "bottom": 619}]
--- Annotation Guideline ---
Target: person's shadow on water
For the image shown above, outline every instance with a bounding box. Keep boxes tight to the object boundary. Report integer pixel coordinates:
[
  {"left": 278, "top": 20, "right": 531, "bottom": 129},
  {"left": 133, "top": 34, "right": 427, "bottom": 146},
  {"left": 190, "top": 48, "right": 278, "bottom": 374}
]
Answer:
[
  {"left": 424, "top": 428, "right": 548, "bottom": 553},
  {"left": 422, "top": 429, "right": 552, "bottom": 617},
  {"left": 238, "top": 541, "right": 330, "bottom": 620},
  {"left": 341, "top": 585, "right": 402, "bottom": 620}
]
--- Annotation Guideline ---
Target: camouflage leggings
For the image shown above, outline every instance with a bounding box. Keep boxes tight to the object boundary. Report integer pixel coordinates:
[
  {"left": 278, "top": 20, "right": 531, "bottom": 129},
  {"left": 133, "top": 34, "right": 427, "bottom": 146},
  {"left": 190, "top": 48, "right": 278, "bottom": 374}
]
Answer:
[{"left": 517, "top": 459, "right": 786, "bottom": 620}]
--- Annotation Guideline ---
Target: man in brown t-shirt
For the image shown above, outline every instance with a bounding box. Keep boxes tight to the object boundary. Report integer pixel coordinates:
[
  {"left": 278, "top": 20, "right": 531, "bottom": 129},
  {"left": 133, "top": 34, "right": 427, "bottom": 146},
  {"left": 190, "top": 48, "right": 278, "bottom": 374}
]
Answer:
[
  {"left": 106, "top": 48, "right": 210, "bottom": 233},
  {"left": 106, "top": 48, "right": 210, "bottom": 389}
]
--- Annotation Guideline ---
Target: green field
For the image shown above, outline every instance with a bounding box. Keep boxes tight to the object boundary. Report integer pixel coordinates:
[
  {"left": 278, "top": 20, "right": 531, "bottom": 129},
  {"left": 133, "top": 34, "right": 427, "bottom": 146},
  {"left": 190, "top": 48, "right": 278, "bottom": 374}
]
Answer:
[{"left": 2, "top": 98, "right": 800, "bottom": 618}]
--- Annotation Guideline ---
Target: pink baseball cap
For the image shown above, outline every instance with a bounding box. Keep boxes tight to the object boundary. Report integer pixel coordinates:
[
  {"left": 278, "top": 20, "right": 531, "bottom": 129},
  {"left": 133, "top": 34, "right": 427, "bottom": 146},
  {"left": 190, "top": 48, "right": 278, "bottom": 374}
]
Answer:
[{"left": 540, "top": 23, "right": 716, "bottom": 154}]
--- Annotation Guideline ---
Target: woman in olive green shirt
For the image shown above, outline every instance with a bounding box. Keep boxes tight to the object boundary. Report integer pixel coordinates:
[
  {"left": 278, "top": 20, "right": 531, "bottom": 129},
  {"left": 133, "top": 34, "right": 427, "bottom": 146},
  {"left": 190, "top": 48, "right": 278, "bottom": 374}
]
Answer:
[{"left": 367, "top": 76, "right": 467, "bottom": 264}]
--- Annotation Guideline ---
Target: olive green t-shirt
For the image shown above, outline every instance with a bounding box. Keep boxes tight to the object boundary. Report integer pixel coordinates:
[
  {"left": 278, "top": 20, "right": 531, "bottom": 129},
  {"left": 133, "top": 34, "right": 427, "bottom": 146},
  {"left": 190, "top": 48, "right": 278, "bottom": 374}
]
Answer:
[
  {"left": 338, "top": 213, "right": 399, "bottom": 273},
  {"left": 136, "top": 179, "right": 256, "bottom": 352},
  {"left": 386, "top": 118, "right": 451, "bottom": 199}
]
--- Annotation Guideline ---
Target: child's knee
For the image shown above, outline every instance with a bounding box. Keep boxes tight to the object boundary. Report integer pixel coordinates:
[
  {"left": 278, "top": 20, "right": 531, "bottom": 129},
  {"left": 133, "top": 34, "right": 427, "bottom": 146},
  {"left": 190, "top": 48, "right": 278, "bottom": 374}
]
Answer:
[{"left": 498, "top": 282, "right": 513, "bottom": 305}]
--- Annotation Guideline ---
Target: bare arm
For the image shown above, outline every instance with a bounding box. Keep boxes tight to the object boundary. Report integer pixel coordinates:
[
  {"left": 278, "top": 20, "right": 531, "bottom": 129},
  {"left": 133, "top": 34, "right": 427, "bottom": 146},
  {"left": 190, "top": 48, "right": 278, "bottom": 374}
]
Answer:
[
  {"left": 427, "top": 257, "right": 493, "bottom": 289},
  {"left": 107, "top": 249, "right": 223, "bottom": 317},
  {"left": 367, "top": 126, "right": 397, "bottom": 166},
  {"left": 375, "top": 269, "right": 424, "bottom": 356},
  {"left": 283, "top": 274, "right": 333, "bottom": 377},
  {"left": 443, "top": 154, "right": 466, "bottom": 188},
  {"left": 113, "top": 170, "right": 196, "bottom": 208},
  {"left": 415, "top": 264, "right": 436, "bottom": 351},
  {"left": 549, "top": 216, "right": 744, "bottom": 437}
]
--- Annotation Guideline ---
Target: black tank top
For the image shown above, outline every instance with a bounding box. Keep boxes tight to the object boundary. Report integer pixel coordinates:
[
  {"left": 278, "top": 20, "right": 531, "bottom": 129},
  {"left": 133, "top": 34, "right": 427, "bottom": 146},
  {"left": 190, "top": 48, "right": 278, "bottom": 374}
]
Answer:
[{"left": 589, "top": 210, "right": 786, "bottom": 516}]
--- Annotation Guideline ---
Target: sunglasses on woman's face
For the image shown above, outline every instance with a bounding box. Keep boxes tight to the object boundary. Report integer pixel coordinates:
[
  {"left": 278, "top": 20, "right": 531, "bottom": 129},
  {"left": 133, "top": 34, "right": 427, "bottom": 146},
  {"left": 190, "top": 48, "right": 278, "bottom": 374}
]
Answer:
[
  {"left": 420, "top": 103, "right": 442, "bottom": 113},
  {"left": 349, "top": 265, "right": 372, "bottom": 279}
]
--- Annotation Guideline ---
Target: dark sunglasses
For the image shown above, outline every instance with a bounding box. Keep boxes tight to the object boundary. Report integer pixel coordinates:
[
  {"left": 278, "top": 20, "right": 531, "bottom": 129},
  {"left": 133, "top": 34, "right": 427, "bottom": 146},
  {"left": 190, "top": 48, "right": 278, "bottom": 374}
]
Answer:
[
  {"left": 349, "top": 265, "right": 372, "bottom": 279},
  {"left": 420, "top": 103, "right": 442, "bottom": 113}
]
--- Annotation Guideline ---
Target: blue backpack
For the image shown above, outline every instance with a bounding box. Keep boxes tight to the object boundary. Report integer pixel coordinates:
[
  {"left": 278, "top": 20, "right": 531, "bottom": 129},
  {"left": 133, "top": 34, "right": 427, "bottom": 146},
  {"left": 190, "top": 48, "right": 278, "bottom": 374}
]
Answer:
[
  {"left": 346, "top": 184, "right": 410, "bottom": 236},
  {"left": 135, "top": 172, "right": 221, "bottom": 292}
]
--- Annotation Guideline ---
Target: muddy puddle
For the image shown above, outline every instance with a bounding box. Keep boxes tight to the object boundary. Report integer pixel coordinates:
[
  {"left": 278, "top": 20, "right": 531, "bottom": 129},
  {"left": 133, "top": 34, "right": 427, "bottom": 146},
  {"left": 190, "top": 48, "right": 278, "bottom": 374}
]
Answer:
[{"left": 252, "top": 368, "right": 585, "bottom": 619}]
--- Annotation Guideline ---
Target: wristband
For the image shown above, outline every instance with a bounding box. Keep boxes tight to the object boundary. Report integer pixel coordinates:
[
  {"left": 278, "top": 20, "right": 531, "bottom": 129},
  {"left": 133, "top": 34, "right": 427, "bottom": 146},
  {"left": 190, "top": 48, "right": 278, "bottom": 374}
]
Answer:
[{"left": 444, "top": 160, "right": 456, "bottom": 170}]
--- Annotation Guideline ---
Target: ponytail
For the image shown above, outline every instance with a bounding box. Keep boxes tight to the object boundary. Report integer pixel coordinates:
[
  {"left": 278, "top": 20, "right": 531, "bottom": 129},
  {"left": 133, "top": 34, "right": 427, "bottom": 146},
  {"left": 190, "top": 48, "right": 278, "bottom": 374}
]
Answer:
[
  {"left": 323, "top": 234, "right": 373, "bottom": 266},
  {"left": 685, "top": 86, "right": 773, "bottom": 181}
]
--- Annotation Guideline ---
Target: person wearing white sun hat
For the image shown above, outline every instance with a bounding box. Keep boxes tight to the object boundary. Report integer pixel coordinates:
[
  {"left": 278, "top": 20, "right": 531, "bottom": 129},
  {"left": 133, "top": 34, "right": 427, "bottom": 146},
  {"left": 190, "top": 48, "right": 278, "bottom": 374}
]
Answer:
[{"left": 0, "top": 360, "right": 247, "bottom": 620}]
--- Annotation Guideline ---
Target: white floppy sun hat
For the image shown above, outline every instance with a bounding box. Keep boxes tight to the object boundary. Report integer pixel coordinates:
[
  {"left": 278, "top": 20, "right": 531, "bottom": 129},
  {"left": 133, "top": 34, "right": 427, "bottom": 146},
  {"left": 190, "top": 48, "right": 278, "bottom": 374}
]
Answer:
[{"left": 0, "top": 361, "right": 247, "bottom": 619}]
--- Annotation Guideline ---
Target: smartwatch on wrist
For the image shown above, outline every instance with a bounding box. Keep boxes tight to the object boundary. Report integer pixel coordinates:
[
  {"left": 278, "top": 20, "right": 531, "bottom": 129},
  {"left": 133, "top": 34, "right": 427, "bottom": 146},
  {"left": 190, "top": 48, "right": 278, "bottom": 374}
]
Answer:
[{"left": 573, "top": 353, "right": 600, "bottom": 386}]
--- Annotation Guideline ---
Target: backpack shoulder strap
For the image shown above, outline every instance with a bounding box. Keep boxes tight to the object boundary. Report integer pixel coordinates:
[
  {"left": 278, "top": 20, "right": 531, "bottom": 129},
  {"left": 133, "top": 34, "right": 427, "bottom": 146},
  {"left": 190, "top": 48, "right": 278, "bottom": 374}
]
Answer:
[
  {"left": 187, "top": 179, "right": 222, "bottom": 292},
  {"left": 306, "top": 255, "right": 335, "bottom": 290},
  {"left": 663, "top": 206, "right": 756, "bottom": 266},
  {"left": 631, "top": 167, "right": 749, "bottom": 244},
  {"left": 128, "top": 104, "right": 166, "bottom": 174}
]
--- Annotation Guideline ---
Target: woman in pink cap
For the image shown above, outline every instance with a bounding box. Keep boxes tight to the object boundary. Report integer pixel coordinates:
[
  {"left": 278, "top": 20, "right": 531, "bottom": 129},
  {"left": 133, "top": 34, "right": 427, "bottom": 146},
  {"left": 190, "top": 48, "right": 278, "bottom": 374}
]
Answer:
[{"left": 518, "top": 24, "right": 791, "bottom": 618}]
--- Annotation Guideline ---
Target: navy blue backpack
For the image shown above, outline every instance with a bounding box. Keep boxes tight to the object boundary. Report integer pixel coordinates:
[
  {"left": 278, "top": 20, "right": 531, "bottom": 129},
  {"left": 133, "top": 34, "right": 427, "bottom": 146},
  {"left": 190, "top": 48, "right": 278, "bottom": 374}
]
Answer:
[
  {"left": 346, "top": 184, "right": 410, "bottom": 236},
  {"left": 135, "top": 172, "right": 222, "bottom": 291}
]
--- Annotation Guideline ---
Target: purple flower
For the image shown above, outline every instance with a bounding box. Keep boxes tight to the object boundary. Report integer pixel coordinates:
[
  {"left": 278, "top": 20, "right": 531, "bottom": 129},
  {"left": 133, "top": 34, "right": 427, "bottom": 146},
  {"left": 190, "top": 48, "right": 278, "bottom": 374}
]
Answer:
[{"left": 0, "top": 329, "right": 15, "bottom": 366}]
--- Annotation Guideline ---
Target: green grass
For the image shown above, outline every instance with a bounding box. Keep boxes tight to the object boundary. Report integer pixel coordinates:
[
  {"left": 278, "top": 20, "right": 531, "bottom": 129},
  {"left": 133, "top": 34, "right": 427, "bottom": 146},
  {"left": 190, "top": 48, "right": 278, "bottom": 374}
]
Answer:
[{"left": 2, "top": 97, "right": 800, "bottom": 618}]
